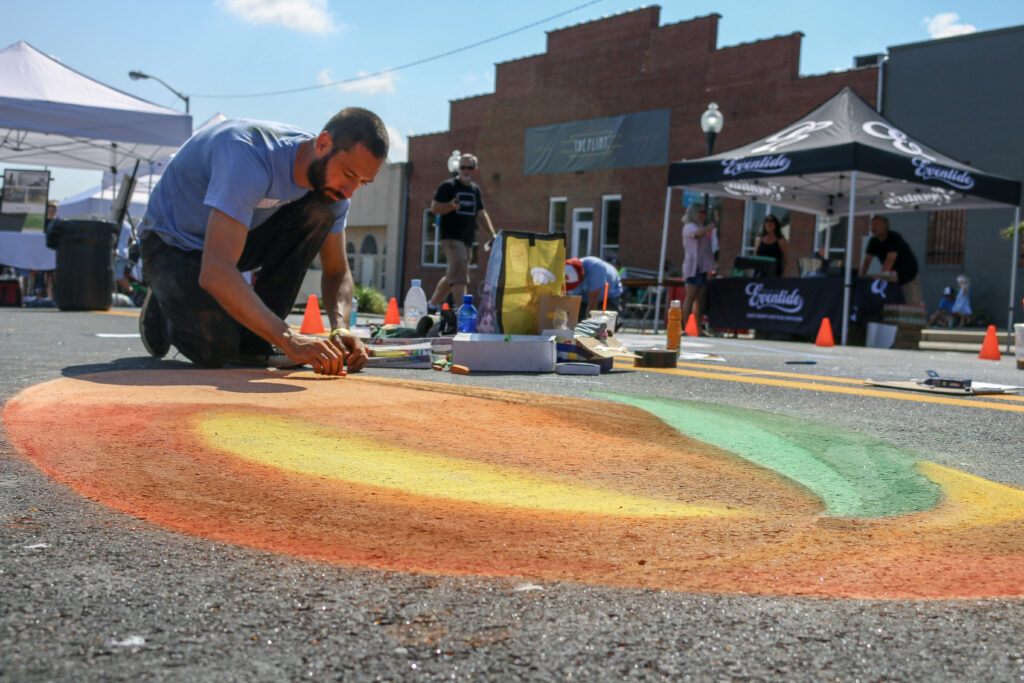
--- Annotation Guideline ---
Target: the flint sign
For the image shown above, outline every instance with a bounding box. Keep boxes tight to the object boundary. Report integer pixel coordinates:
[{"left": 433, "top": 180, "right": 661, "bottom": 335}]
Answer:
[{"left": 523, "top": 109, "right": 670, "bottom": 175}]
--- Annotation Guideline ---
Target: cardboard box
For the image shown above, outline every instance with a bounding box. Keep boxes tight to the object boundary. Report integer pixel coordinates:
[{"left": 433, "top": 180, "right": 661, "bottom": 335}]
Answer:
[
  {"left": 542, "top": 328, "right": 582, "bottom": 362},
  {"left": 536, "top": 295, "right": 580, "bottom": 333},
  {"left": 575, "top": 333, "right": 639, "bottom": 360},
  {"left": 452, "top": 333, "right": 557, "bottom": 372}
]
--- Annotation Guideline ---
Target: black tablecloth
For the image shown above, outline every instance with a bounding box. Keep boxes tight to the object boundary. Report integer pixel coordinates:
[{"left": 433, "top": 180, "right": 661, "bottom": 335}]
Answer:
[{"left": 707, "top": 276, "right": 904, "bottom": 336}]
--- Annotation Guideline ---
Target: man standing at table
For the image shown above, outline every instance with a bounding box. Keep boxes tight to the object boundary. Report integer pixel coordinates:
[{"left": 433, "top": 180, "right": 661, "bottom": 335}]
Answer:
[
  {"left": 564, "top": 256, "right": 624, "bottom": 321},
  {"left": 428, "top": 153, "right": 497, "bottom": 310},
  {"left": 859, "top": 215, "right": 921, "bottom": 305},
  {"left": 137, "top": 108, "right": 388, "bottom": 375}
]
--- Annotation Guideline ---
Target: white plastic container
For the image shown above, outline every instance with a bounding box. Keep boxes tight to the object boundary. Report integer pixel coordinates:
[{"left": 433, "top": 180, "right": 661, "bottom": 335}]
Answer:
[{"left": 403, "top": 279, "right": 428, "bottom": 329}]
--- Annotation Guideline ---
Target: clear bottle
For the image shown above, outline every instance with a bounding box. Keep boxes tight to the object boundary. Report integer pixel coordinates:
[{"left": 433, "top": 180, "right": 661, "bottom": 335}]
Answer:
[
  {"left": 403, "top": 279, "right": 428, "bottom": 329},
  {"left": 667, "top": 299, "right": 682, "bottom": 350},
  {"left": 456, "top": 294, "right": 478, "bottom": 333},
  {"left": 349, "top": 297, "right": 358, "bottom": 328}
]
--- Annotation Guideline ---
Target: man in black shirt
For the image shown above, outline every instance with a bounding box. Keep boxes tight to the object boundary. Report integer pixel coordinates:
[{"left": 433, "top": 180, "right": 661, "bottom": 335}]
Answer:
[
  {"left": 428, "top": 153, "right": 496, "bottom": 309},
  {"left": 860, "top": 215, "right": 921, "bottom": 305}
]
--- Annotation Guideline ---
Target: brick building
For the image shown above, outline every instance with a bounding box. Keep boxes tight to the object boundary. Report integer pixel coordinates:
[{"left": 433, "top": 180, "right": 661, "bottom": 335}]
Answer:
[{"left": 404, "top": 6, "right": 879, "bottom": 300}]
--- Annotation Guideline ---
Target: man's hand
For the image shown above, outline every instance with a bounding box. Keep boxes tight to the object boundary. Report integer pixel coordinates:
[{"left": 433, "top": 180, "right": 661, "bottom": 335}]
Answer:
[
  {"left": 329, "top": 330, "right": 369, "bottom": 373},
  {"left": 280, "top": 331, "right": 346, "bottom": 375},
  {"left": 450, "top": 197, "right": 460, "bottom": 212}
]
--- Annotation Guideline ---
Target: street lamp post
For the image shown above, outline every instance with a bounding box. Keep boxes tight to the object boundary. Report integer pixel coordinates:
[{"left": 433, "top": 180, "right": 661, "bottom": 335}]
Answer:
[
  {"left": 447, "top": 149, "right": 461, "bottom": 177},
  {"left": 699, "top": 102, "right": 724, "bottom": 215},
  {"left": 128, "top": 70, "right": 190, "bottom": 114}
]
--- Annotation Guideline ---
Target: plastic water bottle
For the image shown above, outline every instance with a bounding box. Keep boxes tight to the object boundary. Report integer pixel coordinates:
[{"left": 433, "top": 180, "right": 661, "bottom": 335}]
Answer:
[
  {"left": 349, "top": 297, "right": 358, "bottom": 328},
  {"left": 456, "top": 294, "right": 478, "bottom": 333},
  {"left": 403, "top": 279, "right": 428, "bottom": 329},
  {"left": 667, "top": 299, "right": 682, "bottom": 351}
]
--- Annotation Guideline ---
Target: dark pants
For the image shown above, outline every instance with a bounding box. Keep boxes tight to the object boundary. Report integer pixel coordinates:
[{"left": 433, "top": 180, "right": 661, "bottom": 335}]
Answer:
[{"left": 141, "top": 193, "right": 335, "bottom": 367}]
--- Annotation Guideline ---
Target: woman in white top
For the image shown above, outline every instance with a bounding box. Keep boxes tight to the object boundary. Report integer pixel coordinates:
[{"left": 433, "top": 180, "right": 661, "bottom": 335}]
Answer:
[{"left": 680, "top": 203, "right": 715, "bottom": 335}]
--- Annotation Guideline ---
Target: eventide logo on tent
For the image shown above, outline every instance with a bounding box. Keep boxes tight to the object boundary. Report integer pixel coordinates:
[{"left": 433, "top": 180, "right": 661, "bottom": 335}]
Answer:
[
  {"left": 745, "top": 282, "right": 804, "bottom": 313},
  {"left": 723, "top": 180, "right": 786, "bottom": 201},
  {"left": 883, "top": 187, "right": 957, "bottom": 210},
  {"left": 750, "top": 120, "right": 833, "bottom": 154},
  {"left": 911, "top": 159, "right": 975, "bottom": 190},
  {"left": 862, "top": 121, "right": 937, "bottom": 160},
  {"left": 721, "top": 154, "right": 791, "bottom": 176}
]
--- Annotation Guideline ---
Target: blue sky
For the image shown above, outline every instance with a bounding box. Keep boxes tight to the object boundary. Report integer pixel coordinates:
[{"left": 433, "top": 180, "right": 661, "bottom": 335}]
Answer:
[{"left": 4, "top": 0, "right": 1023, "bottom": 201}]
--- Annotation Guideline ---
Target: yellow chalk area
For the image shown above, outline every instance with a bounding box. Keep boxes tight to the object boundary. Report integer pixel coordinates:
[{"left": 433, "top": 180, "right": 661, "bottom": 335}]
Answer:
[
  {"left": 917, "top": 461, "right": 1024, "bottom": 529},
  {"left": 196, "top": 412, "right": 743, "bottom": 519}
]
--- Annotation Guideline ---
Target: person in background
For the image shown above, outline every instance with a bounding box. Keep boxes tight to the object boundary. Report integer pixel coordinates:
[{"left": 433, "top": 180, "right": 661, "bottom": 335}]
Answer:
[
  {"left": 564, "top": 256, "right": 624, "bottom": 321},
  {"left": 859, "top": 215, "right": 921, "bottom": 305},
  {"left": 926, "top": 286, "right": 956, "bottom": 328},
  {"left": 137, "top": 108, "right": 387, "bottom": 375},
  {"left": 427, "top": 153, "right": 497, "bottom": 311},
  {"left": 680, "top": 203, "right": 715, "bottom": 335},
  {"left": 951, "top": 274, "right": 972, "bottom": 327},
  {"left": 31, "top": 200, "right": 58, "bottom": 300},
  {"left": 754, "top": 214, "right": 789, "bottom": 277},
  {"left": 114, "top": 222, "right": 138, "bottom": 297}
]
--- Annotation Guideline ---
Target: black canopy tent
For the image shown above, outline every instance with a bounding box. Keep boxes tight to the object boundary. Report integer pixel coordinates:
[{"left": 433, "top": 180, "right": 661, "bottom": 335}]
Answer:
[{"left": 658, "top": 87, "right": 1022, "bottom": 343}]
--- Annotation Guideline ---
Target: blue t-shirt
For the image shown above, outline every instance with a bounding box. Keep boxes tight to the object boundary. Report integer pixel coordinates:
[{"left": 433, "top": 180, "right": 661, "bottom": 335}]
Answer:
[
  {"left": 579, "top": 256, "right": 623, "bottom": 299},
  {"left": 138, "top": 119, "right": 349, "bottom": 251}
]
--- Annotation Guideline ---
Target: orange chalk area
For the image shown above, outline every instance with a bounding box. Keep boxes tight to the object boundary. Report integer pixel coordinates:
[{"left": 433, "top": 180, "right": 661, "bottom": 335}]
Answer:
[{"left": 4, "top": 370, "right": 1024, "bottom": 599}]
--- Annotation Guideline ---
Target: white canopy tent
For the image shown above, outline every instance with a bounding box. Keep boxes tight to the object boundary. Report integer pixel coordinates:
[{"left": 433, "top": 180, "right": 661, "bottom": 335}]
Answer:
[
  {"left": 57, "top": 113, "right": 228, "bottom": 221},
  {"left": 0, "top": 40, "right": 191, "bottom": 173},
  {"left": 660, "top": 88, "right": 1022, "bottom": 343}
]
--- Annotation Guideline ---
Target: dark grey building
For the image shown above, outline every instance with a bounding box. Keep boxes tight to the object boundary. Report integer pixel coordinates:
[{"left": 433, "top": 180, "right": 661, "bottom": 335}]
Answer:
[{"left": 881, "top": 25, "right": 1024, "bottom": 327}]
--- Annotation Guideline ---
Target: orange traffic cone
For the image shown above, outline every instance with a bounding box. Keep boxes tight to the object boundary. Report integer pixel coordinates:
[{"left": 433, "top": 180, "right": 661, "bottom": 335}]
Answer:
[
  {"left": 815, "top": 318, "right": 834, "bottom": 347},
  {"left": 684, "top": 314, "right": 699, "bottom": 337},
  {"left": 384, "top": 297, "right": 401, "bottom": 325},
  {"left": 978, "top": 324, "right": 1001, "bottom": 360},
  {"left": 299, "top": 294, "right": 325, "bottom": 334}
]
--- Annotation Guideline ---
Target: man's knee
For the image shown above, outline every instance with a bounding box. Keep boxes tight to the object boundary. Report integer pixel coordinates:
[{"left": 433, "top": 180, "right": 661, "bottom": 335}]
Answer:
[
  {"left": 174, "top": 335, "right": 238, "bottom": 368},
  {"left": 168, "top": 311, "right": 242, "bottom": 368}
]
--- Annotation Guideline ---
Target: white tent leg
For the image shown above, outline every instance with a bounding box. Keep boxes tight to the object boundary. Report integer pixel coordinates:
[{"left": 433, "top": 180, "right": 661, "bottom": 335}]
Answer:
[
  {"left": 654, "top": 187, "right": 672, "bottom": 332},
  {"left": 841, "top": 171, "right": 858, "bottom": 346},
  {"left": 1008, "top": 206, "right": 1021, "bottom": 353}
]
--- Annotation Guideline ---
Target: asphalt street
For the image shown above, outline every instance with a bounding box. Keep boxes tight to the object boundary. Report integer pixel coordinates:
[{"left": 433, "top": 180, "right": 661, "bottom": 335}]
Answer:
[{"left": 2, "top": 306, "right": 1023, "bottom": 681}]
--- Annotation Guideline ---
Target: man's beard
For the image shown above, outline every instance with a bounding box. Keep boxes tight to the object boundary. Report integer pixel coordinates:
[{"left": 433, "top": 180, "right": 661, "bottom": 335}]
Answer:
[{"left": 307, "top": 153, "right": 339, "bottom": 204}]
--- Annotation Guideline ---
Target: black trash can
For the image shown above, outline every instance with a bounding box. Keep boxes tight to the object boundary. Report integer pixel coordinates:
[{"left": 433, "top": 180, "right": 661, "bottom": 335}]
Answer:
[{"left": 45, "top": 219, "right": 119, "bottom": 311}]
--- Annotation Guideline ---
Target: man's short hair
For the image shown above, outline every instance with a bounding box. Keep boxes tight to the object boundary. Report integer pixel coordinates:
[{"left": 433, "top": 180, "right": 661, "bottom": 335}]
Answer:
[
  {"left": 323, "top": 107, "right": 389, "bottom": 160},
  {"left": 872, "top": 215, "right": 890, "bottom": 229},
  {"left": 460, "top": 153, "right": 478, "bottom": 168}
]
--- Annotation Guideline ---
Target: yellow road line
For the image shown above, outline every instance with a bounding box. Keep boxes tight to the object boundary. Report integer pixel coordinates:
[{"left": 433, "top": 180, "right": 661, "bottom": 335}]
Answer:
[
  {"left": 96, "top": 310, "right": 139, "bottom": 318},
  {"left": 675, "top": 360, "right": 1024, "bottom": 403},
  {"left": 616, "top": 361, "right": 1024, "bottom": 413}
]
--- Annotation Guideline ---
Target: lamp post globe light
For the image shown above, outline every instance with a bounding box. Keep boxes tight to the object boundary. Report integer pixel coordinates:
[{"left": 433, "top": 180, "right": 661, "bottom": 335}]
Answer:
[
  {"left": 447, "top": 149, "right": 461, "bottom": 176},
  {"left": 128, "top": 70, "right": 190, "bottom": 114},
  {"left": 699, "top": 102, "right": 725, "bottom": 214}
]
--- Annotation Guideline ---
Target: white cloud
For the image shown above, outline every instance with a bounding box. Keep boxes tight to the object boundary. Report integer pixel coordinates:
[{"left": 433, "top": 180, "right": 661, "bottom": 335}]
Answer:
[
  {"left": 219, "top": 0, "right": 341, "bottom": 35},
  {"left": 316, "top": 68, "right": 398, "bottom": 95},
  {"left": 386, "top": 126, "right": 408, "bottom": 163},
  {"left": 923, "top": 13, "right": 977, "bottom": 39}
]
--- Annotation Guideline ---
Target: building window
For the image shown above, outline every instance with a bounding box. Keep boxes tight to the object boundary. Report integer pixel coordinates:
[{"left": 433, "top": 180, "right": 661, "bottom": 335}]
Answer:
[
  {"left": 926, "top": 210, "right": 966, "bottom": 265},
  {"left": 549, "top": 197, "right": 567, "bottom": 234},
  {"left": 421, "top": 210, "right": 444, "bottom": 266},
  {"left": 601, "top": 195, "right": 621, "bottom": 262}
]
